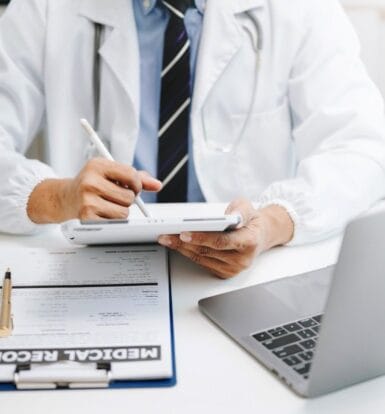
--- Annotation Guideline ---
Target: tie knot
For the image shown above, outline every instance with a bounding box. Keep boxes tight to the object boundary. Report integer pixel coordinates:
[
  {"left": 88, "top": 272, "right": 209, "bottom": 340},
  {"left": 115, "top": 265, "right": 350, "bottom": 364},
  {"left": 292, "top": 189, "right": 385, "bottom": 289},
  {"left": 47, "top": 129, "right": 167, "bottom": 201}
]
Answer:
[{"left": 162, "top": 0, "right": 195, "bottom": 16}]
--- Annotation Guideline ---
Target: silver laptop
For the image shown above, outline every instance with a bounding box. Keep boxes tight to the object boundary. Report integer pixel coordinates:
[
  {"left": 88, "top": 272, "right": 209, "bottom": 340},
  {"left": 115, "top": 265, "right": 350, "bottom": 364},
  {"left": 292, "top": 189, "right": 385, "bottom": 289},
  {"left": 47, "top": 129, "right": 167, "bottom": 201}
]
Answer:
[{"left": 199, "top": 208, "right": 385, "bottom": 397}]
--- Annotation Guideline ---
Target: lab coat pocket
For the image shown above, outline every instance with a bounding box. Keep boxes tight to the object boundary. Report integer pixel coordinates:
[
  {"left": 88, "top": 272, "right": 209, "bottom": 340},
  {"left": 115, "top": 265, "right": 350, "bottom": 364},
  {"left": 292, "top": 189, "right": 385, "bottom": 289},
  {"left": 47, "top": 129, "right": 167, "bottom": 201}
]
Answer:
[
  {"left": 234, "top": 100, "right": 295, "bottom": 197},
  {"left": 202, "top": 106, "right": 244, "bottom": 153}
]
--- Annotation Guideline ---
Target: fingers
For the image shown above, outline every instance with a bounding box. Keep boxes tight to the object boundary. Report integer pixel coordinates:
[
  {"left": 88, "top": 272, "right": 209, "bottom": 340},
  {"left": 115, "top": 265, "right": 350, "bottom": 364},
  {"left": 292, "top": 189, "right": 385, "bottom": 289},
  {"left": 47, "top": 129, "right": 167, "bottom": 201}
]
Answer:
[
  {"left": 138, "top": 171, "right": 163, "bottom": 192},
  {"left": 98, "top": 179, "right": 137, "bottom": 207},
  {"left": 160, "top": 235, "right": 228, "bottom": 262},
  {"left": 85, "top": 159, "right": 162, "bottom": 193},
  {"left": 177, "top": 245, "right": 240, "bottom": 279},
  {"left": 78, "top": 212, "right": 100, "bottom": 222},
  {"left": 179, "top": 242, "right": 254, "bottom": 269},
  {"left": 177, "top": 226, "right": 258, "bottom": 252},
  {"left": 174, "top": 199, "right": 260, "bottom": 252},
  {"left": 79, "top": 197, "right": 128, "bottom": 221},
  {"left": 103, "top": 163, "right": 162, "bottom": 194},
  {"left": 58, "top": 160, "right": 159, "bottom": 222},
  {"left": 158, "top": 199, "right": 264, "bottom": 279},
  {"left": 158, "top": 235, "right": 255, "bottom": 278},
  {"left": 93, "top": 159, "right": 143, "bottom": 194},
  {"left": 73, "top": 159, "right": 149, "bottom": 220},
  {"left": 225, "top": 198, "right": 256, "bottom": 227}
]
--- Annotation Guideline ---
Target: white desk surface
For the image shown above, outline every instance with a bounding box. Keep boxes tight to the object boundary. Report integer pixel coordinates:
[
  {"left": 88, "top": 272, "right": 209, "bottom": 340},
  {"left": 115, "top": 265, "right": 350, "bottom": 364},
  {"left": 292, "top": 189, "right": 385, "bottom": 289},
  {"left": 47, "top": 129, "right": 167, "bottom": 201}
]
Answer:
[{"left": 1, "top": 203, "right": 385, "bottom": 414}]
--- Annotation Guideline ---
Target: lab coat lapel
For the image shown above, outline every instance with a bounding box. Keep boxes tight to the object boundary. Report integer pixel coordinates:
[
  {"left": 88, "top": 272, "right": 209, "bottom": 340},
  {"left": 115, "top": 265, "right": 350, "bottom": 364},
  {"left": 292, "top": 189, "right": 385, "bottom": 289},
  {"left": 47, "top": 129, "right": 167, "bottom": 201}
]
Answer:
[
  {"left": 192, "top": 0, "right": 264, "bottom": 115},
  {"left": 78, "top": 0, "right": 140, "bottom": 130}
]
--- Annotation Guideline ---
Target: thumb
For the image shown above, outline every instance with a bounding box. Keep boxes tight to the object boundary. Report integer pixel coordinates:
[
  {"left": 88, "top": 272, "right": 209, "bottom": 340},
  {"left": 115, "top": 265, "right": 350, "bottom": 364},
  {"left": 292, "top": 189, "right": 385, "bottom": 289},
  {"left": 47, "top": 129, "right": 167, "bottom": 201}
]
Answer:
[
  {"left": 225, "top": 198, "right": 255, "bottom": 229},
  {"left": 138, "top": 171, "right": 163, "bottom": 192}
]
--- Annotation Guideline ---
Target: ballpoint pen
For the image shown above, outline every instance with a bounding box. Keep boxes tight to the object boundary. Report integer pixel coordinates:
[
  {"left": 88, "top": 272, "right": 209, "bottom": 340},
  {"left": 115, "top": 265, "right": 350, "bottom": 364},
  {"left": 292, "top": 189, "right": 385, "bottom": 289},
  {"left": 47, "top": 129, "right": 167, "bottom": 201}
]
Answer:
[
  {"left": 80, "top": 118, "right": 151, "bottom": 218},
  {"left": 0, "top": 268, "right": 13, "bottom": 338}
]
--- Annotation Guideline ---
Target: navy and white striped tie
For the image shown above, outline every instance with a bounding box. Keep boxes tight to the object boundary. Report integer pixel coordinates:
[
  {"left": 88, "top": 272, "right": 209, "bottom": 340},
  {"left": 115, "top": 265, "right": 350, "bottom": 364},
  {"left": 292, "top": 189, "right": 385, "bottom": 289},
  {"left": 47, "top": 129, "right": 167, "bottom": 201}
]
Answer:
[{"left": 157, "top": 0, "right": 194, "bottom": 202}]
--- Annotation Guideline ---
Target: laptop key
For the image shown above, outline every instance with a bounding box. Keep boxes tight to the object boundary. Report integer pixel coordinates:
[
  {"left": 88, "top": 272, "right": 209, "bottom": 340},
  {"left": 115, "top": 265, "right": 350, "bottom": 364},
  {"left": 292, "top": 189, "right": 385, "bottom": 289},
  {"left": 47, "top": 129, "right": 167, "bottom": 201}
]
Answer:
[
  {"left": 295, "top": 363, "right": 311, "bottom": 376},
  {"left": 273, "top": 344, "right": 303, "bottom": 359},
  {"left": 283, "top": 355, "right": 302, "bottom": 367},
  {"left": 263, "top": 333, "right": 301, "bottom": 350},
  {"left": 300, "top": 339, "right": 316, "bottom": 349},
  {"left": 312, "top": 326, "right": 320, "bottom": 334},
  {"left": 268, "top": 327, "right": 288, "bottom": 338},
  {"left": 299, "top": 351, "right": 314, "bottom": 362},
  {"left": 313, "top": 314, "right": 323, "bottom": 323},
  {"left": 298, "top": 318, "right": 318, "bottom": 328},
  {"left": 283, "top": 322, "right": 302, "bottom": 332},
  {"left": 252, "top": 332, "right": 272, "bottom": 342},
  {"left": 298, "top": 329, "right": 316, "bottom": 340}
]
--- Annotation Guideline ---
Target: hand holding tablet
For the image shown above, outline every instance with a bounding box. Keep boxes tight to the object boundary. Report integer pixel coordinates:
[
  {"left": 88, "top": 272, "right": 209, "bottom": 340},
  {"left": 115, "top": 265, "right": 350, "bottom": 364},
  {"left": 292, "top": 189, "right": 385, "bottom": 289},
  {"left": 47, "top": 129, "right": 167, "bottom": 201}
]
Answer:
[{"left": 73, "top": 119, "right": 241, "bottom": 245}]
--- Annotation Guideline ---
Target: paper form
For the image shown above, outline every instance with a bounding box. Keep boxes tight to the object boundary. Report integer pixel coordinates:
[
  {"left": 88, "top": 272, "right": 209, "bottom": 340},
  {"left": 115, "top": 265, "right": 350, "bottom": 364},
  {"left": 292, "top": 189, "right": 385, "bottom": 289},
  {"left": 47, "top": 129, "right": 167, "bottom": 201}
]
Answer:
[{"left": 0, "top": 246, "right": 173, "bottom": 381}]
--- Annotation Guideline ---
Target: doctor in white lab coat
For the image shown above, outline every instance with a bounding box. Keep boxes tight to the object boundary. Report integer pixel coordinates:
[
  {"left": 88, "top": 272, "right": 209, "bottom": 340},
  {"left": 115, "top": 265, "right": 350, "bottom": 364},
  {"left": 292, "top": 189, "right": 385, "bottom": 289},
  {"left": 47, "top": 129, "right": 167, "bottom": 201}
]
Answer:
[{"left": 0, "top": 0, "right": 385, "bottom": 278}]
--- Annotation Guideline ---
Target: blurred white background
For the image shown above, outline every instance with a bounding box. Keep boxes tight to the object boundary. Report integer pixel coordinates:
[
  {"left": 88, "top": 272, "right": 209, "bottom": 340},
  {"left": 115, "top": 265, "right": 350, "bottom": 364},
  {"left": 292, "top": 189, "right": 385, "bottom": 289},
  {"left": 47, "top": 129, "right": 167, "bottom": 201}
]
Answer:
[{"left": 342, "top": 0, "right": 385, "bottom": 96}]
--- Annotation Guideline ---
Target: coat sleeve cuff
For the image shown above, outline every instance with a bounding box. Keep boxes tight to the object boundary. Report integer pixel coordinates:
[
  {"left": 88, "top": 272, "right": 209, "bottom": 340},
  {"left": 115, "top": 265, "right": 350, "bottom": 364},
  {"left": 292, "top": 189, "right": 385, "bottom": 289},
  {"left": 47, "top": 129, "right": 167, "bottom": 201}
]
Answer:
[
  {"left": 257, "top": 182, "right": 330, "bottom": 246},
  {"left": 257, "top": 197, "right": 301, "bottom": 246}
]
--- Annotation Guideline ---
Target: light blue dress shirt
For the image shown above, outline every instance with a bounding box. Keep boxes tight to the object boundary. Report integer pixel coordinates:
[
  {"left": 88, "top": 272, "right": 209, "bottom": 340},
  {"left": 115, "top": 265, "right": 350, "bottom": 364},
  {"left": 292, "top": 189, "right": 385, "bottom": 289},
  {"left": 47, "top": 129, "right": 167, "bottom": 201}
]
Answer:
[{"left": 132, "top": 0, "right": 205, "bottom": 202}]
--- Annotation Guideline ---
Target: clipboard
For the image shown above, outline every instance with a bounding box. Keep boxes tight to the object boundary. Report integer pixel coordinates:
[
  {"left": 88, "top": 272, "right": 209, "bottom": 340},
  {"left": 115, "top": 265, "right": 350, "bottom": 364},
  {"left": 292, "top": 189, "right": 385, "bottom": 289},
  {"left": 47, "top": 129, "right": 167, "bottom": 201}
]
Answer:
[{"left": 0, "top": 246, "right": 176, "bottom": 390}]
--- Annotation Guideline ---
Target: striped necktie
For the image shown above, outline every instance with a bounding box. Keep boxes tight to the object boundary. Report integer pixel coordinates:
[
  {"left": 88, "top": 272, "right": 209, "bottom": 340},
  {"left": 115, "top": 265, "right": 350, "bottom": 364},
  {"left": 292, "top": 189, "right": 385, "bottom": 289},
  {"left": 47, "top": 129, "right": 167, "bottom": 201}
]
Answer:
[{"left": 157, "top": 0, "right": 194, "bottom": 203}]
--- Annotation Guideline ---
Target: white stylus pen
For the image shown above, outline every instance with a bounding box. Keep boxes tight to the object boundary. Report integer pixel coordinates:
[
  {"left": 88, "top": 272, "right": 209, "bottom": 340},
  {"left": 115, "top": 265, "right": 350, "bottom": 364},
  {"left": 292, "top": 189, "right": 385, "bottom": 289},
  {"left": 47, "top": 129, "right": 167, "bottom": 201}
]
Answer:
[{"left": 80, "top": 118, "right": 151, "bottom": 218}]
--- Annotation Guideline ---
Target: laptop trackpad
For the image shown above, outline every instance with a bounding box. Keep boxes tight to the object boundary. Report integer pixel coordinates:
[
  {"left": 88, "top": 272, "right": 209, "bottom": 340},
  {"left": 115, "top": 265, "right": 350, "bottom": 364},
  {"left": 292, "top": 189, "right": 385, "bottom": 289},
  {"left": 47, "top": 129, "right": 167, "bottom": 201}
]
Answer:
[{"left": 199, "top": 266, "right": 333, "bottom": 338}]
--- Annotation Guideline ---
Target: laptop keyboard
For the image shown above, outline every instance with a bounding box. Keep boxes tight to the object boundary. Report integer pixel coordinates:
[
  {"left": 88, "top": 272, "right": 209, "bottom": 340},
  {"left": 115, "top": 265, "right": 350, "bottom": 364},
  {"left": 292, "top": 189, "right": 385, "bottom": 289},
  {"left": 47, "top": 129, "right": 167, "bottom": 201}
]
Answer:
[{"left": 252, "top": 314, "right": 323, "bottom": 380}]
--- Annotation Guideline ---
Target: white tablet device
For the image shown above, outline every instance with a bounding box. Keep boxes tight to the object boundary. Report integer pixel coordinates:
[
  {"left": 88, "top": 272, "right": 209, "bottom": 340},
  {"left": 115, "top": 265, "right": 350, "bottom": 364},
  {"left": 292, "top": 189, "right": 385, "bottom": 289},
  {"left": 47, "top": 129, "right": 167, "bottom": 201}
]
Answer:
[{"left": 61, "top": 215, "right": 242, "bottom": 245}]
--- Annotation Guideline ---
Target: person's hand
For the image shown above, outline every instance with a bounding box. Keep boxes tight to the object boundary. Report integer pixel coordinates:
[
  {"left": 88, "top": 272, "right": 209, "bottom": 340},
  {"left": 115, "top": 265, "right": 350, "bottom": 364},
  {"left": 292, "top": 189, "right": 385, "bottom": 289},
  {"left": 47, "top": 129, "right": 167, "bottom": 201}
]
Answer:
[
  {"left": 27, "top": 158, "right": 162, "bottom": 223},
  {"left": 158, "top": 199, "right": 294, "bottom": 279}
]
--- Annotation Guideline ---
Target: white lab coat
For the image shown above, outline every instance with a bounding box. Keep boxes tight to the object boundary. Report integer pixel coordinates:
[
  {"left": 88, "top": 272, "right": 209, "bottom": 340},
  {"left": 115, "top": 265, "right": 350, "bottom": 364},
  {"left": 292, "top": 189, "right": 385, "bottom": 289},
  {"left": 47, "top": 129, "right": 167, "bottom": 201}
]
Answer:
[{"left": 0, "top": 0, "right": 385, "bottom": 244}]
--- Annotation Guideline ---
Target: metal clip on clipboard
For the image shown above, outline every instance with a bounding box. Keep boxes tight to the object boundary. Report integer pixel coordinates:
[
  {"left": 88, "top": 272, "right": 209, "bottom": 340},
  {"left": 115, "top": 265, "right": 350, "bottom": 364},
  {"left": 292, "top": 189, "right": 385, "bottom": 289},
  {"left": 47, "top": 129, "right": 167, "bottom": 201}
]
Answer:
[{"left": 14, "top": 362, "right": 111, "bottom": 390}]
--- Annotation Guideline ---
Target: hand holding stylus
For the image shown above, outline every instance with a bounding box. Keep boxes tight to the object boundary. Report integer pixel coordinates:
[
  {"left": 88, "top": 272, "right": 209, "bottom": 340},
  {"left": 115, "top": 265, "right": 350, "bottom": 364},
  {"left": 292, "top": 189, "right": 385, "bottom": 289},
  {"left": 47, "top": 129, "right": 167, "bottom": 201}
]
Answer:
[
  {"left": 80, "top": 119, "right": 154, "bottom": 218},
  {"left": 26, "top": 123, "right": 162, "bottom": 224}
]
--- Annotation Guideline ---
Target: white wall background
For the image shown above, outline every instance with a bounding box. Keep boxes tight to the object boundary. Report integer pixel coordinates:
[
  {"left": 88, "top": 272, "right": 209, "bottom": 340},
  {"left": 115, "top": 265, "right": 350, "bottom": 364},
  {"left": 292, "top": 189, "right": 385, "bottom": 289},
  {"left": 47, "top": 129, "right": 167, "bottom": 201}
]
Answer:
[{"left": 342, "top": 0, "right": 385, "bottom": 96}]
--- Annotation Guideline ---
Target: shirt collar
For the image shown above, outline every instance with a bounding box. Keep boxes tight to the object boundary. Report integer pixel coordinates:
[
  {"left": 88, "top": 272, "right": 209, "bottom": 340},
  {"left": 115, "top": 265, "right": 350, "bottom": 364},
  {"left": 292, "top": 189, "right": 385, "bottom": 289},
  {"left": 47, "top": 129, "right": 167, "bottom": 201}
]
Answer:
[{"left": 139, "top": 0, "right": 206, "bottom": 16}]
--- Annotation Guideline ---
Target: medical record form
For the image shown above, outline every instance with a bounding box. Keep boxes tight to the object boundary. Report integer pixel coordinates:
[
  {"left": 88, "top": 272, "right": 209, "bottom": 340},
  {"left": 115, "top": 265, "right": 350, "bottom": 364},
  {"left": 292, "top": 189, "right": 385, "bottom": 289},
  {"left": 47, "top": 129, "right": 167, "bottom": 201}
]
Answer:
[{"left": 0, "top": 245, "right": 175, "bottom": 389}]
